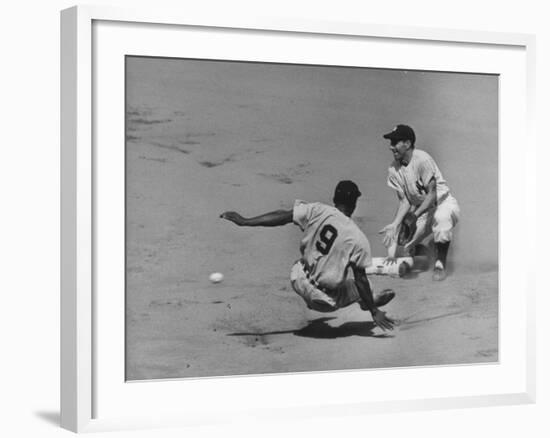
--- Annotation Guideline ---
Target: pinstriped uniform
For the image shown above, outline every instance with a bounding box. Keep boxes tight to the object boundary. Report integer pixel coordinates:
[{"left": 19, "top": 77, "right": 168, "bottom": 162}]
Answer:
[{"left": 387, "top": 149, "right": 460, "bottom": 244}]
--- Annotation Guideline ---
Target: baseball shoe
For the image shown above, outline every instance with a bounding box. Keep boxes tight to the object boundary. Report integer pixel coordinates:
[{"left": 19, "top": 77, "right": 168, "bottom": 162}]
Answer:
[
  {"left": 373, "top": 289, "right": 395, "bottom": 307},
  {"left": 432, "top": 262, "right": 447, "bottom": 281},
  {"left": 398, "top": 262, "right": 410, "bottom": 277}
]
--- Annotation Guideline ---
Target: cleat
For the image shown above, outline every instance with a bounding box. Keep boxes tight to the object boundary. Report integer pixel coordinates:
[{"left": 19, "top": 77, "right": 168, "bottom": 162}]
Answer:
[
  {"left": 432, "top": 266, "right": 447, "bottom": 281},
  {"left": 398, "top": 261, "right": 410, "bottom": 277},
  {"left": 373, "top": 289, "right": 395, "bottom": 307},
  {"left": 432, "top": 260, "right": 447, "bottom": 281}
]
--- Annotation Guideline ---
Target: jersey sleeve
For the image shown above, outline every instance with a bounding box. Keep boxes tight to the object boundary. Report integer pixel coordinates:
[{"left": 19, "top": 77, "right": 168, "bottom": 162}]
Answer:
[
  {"left": 292, "top": 200, "right": 313, "bottom": 231},
  {"left": 418, "top": 154, "right": 438, "bottom": 186},
  {"left": 349, "top": 234, "right": 372, "bottom": 270},
  {"left": 387, "top": 168, "right": 405, "bottom": 197}
]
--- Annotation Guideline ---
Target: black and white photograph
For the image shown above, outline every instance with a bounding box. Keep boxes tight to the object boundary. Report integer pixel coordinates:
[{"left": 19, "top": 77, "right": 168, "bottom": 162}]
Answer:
[{"left": 125, "top": 56, "right": 498, "bottom": 380}]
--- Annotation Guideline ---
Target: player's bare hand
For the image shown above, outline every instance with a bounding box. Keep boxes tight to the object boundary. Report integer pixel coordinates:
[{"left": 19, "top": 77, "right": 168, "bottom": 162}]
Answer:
[
  {"left": 383, "top": 256, "right": 397, "bottom": 265},
  {"left": 220, "top": 211, "right": 246, "bottom": 226},
  {"left": 371, "top": 308, "right": 395, "bottom": 331},
  {"left": 378, "top": 223, "right": 398, "bottom": 248}
]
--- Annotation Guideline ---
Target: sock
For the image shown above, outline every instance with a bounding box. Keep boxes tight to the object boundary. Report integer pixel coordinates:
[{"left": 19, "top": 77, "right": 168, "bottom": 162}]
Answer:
[{"left": 435, "top": 241, "right": 450, "bottom": 268}]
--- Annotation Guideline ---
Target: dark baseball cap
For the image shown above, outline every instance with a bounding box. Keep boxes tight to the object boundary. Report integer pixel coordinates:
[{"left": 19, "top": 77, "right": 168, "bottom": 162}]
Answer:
[
  {"left": 334, "top": 180, "right": 361, "bottom": 203},
  {"left": 383, "top": 124, "right": 416, "bottom": 143}
]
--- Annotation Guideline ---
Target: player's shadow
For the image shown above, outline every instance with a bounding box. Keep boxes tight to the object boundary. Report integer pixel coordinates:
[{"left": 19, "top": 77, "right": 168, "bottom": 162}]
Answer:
[
  {"left": 294, "top": 317, "right": 392, "bottom": 339},
  {"left": 401, "top": 270, "right": 420, "bottom": 280},
  {"left": 228, "top": 317, "right": 392, "bottom": 340}
]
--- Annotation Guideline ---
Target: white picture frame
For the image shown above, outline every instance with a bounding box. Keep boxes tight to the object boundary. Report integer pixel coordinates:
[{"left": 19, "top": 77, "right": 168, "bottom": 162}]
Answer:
[{"left": 60, "top": 5, "right": 536, "bottom": 433}]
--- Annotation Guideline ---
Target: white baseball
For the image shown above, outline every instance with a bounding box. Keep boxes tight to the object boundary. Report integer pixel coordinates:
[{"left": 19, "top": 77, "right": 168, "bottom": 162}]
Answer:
[{"left": 209, "top": 272, "right": 224, "bottom": 283}]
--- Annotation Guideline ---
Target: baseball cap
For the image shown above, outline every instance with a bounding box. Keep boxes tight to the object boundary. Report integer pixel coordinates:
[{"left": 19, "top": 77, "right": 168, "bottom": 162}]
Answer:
[
  {"left": 382, "top": 124, "right": 416, "bottom": 143},
  {"left": 334, "top": 180, "right": 362, "bottom": 203}
]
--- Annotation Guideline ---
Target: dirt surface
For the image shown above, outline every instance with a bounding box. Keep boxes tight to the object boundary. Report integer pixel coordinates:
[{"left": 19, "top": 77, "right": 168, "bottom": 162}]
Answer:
[
  {"left": 126, "top": 268, "right": 498, "bottom": 380},
  {"left": 124, "top": 57, "right": 499, "bottom": 380}
]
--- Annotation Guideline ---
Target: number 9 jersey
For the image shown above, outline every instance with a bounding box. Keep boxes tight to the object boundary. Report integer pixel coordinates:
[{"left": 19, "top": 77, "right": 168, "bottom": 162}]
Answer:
[{"left": 292, "top": 200, "right": 372, "bottom": 290}]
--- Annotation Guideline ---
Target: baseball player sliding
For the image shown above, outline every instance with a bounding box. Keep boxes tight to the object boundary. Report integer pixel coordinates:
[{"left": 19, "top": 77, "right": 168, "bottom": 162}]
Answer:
[
  {"left": 221, "top": 180, "right": 396, "bottom": 331},
  {"left": 378, "top": 124, "right": 460, "bottom": 281}
]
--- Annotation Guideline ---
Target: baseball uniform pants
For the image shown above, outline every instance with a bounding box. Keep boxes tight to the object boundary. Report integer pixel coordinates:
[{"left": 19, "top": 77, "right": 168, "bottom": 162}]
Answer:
[{"left": 289, "top": 261, "right": 361, "bottom": 312}]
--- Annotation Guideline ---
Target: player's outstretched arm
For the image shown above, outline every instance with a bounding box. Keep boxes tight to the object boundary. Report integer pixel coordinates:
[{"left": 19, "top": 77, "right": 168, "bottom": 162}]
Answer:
[
  {"left": 411, "top": 177, "right": 437, "bottom": 218},
  {"left": 379, "top": 192, "right": 410, "bottom": 247},
  {"left": 353, "top": 267, "right": 395, "bottom": 331},
  {"left": 220, "top": 209, "right": 293, "bottom": 227},
  {"left": 383, "top": 240, "right": 398, "bottom": 265}
]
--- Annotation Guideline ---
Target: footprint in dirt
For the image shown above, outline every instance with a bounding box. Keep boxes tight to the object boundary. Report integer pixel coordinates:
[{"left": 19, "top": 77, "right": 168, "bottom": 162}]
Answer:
[
  {"left": 397, "top": 308, "right": 465, "bottom": 331},
  {"left": 149, "top": 299, "right": 183, "bottom": 308}
]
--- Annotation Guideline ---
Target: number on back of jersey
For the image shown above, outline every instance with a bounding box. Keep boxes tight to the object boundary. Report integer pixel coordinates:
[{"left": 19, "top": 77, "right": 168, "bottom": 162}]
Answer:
[{"left": 315, "top": 224, "right": 338, "bottom": 255}]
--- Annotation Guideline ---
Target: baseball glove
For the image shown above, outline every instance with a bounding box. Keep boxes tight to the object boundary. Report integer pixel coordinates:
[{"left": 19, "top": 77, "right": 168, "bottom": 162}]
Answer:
[{"left": 398, "top": 212, "right": 417, "bottom": 246}]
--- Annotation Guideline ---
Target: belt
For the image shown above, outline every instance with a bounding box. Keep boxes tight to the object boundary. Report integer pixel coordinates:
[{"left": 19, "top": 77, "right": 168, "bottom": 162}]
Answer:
[{"left": 413, "top": 191, "right": 449, "bottom": 210}]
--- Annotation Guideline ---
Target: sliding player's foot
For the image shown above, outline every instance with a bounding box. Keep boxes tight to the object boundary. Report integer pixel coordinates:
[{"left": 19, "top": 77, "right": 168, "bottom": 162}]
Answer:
[{"left": 373, "top": 289, "right": 395, "bottom": 307}]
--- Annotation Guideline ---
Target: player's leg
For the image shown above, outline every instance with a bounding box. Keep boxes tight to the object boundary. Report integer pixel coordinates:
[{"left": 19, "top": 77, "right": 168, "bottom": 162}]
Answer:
[
  {"left": 403, "top": 211, "right": 433, "bottom": 255},
  {"left": 432, "top": 196, "right": 460, "bottom": 281},
  {"left": 289, "top": 263, "right": 395, "bottom": 312},
  {"left": 341, "top": 276, "right": 395, "bottom": 311},
  {"left": 289, "top": 261, "right": 338, "bottom": 312}
]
